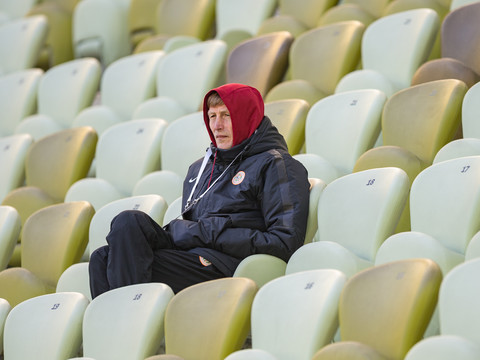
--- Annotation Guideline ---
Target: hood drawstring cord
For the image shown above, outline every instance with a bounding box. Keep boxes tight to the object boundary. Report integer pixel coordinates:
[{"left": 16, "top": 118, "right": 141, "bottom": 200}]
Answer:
[{"left": 207, "top": 150, "right": 217, "bottom": 188}]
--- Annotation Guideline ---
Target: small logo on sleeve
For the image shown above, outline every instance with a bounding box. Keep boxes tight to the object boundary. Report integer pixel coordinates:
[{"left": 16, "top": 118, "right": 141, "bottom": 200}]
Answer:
[
  {"left": 199, "top": 256, "right": 212, "bottom": 266},
  {"left": 232, "top": 171, "right": 245, "bottom": 185}
]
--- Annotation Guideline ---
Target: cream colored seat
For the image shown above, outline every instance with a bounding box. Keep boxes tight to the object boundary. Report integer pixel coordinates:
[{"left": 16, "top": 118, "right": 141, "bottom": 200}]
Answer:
[
  {"left": 15, "top": 57, "right": 101, "bottom": 140},
  {"left": 133, "top": 170, "right": 184, "bottom": 206},
  {"left": 56, "top": 262, "right": 92, "bottom": 302},
  {"left": 0, "top": 68, "right": 43, "bottom": 137},
  {"left": 0, "top": 15, "right": 48, "bottom": 75},
  {"left": 134, "top": 40, "right": 227, "bottom": 123},
  {"left": 335, "top": 9, "right": 440, "bottom": 97},
  {"left": 4, "top": 292, "right": 89, "bottom": 359},
  {"left": 0, "top": 206, "right": 21, "bottom": 271},
  {"left": 228, "top": 269, "right": 347, "bottom": 360},
  {"left": 82, "top": 283, "right": 174, "bottom": 360},
  {"left": 72, "top": 51, "right": 164, "bottom": 136},
  {"left": 0, "top": 298, "right": 10, "bottom": 356},
  {"left": 65, "top": 118, "right": 168, "bottom": 211}
]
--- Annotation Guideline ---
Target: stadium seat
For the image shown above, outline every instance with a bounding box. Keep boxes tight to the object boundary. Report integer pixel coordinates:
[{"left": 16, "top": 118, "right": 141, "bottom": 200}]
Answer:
[
  {"left": 300, "top": 89, "right": 387, "bottom": 182},
  {"left": 335, "top": 9, "right": 440, "bottom": 97},
  {"left": 86, "top": 195, "right": 168, "bottom": 258},
  {"left": 312, "top": 258, "right": 442, "bottom": 360},
  {"left": 158, "top": 277, "right": 257, "bottom": 360},
  {"left": 0, "top": 201, "right": 94, "bottom": 307},
  {"left": 305, "top": 178, "right": 327, "bottom": 244},
  {"left": 136, "top": 40, "right": 227, "bottom": 123},
  {"left": 225, "top": 349, "right": 278, "bottom": 360},
  {"left": 317, "top": 3, "right": 376, "bottom": 27},
  {"left": 0, "top": 0, "right": 36, "bottom": 24},
  {"left": 312, "top": 167, "right": 409, "bottom": 275},
  {"left": 160, "top": 111, "right": 211, "bottom": 179},
  {"left": 27, "top": 1, "right": 75, "bottom": 69},
  {"left": 72, "top": 50, "right": 164, "bottom": 136},
  {"left": 404, "top": 258, "right": 480, "bottom": 360},
  {"left": 228, "top": 269, "right": 347, "bottom": 360},
  {"left": 162, "top": 196, "right": 182, "bottom": 225},
  {"left": 133, "top": 170, "right": 184, "bottom": 206},
  {"left": 411, "top": 2, "right": 480, "bottom": 87},
  {"left": 15, "top": 57, "right": 101, "bottom": 140},
  {"left": 214, "top": 0, "right": 277, "bottom": 51},
  {"left": 1, "top": 125, "right": 97, "bottom": 232},
  {"left": 292, "top": 153, "right": 340, "bottom": 184},
  {"left": 81, "top": 283, "right": 174, "bottom": 360},
  {"left": 56, "top": 262, "right": 91, "bottom": 301},
  {"left": 128, "top": 0, "right": 163, "bottom": 48},
  {"left": 264, "top": 98, "right": 309, "bottom": 155},
  {"left": 0, "top": 15, "right": 48, "bottom": 75},
  {"left": 0, "top": 206, "right": 21, "bottom": 271},
  {"left": 0, "top": 68, "right": 43, "bottom": 137},
  {"left": 72, "top": 0, "right": 132, "bottom": 67},
  {"left": 226, "top": 31, "right": 294, "bottom": 98},
  {"left": 65, "top": 118, "right": 168, "bottom": 211},
  {"left": 265, "top": 21, "right": 365, "bottom": 105},
  {"left": 465, "top": 230, "right": 480, "bottom": 260},
  {"left": 0, "top": 134, "right": 33, "bottom": 203},
  {"left": 341, "top": 0, "right": 394, "bottom": 18},
  {"left": 3, "top": 292, "right": 88, "bottom": 359},
  {"left": 258, "top": 0, "right": 337, "bottom": 37},
  {"left": 133, "top": 0, "right": 215, "bottom": 53}
]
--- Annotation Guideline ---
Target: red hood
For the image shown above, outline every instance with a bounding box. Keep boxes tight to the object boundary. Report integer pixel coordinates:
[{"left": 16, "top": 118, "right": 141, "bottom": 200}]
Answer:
[{"left": 203, "top": 83, "right": 264, "bottom": 147}]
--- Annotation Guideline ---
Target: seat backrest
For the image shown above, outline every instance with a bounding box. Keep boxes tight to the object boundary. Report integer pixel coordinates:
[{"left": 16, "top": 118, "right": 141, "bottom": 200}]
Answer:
[
  {"left": 21, "top": 201, "right": 95, "bottom": 288},
  {"left": 438, "top": 257, "right": 480, "bottom": 344},
  {"left": 382, "top": 79, "right": 467, "bottom": 165},
  {"left": 3, "top": 292, "right": 88, "bottom": 359},
  {"left": 361, "top": 8, "right": 440, "bottom": 89},
  {"left": 0, "top": 206, "right": 21, "bottom": 271},
  {"left": 100, "top": 50, "right": 165, "bottom": 121},
  {"left": 264, "top": 98, "right": 309, "bottom": 155},
  {"left": 0, "top": 0, "right": 37, "bottom": 20},
  {"left": 82, "top": 283, "right": 174, "bottom": 360},
  {"left": 289, "top": 21, "right": 365, "bottom": 95},
  {"left": 128, "top": 0, "right": 162, "bottom": 46},
  {"left": 0, "top": 68, "right": 43, "bottom": 137},
  {"left": 410, "top": 155, "right": 480, "bottom": 254},
  {"left": 317, "top": 167, "right": 410, "bottom": 262},
  {"left": 0, "top": 15, "right": 48, "bottom": 74},
  {"left": 56, "top": 262, "right": 91, "bottom": 302},
  {"left": 305, "top": 89, "right": 387, "bottom": 175},
  {"left": 155, "top": 39, "right": 227, "bottom": 113},
  {"left": 95, "top": 118, "right": 168, "bottom": 195},
  {"left": 36, "top": 57, "right": 101, "bottom": 128},
  {"left": 132, "top": 170, "right": 184, "bottom": 206},
  {"left": 339, "top": 258, "right": 442, "bottom": 359},
  {"left": 304, "top": 178, "right": 327, "bottom": 244},
  {"left": 441, "top": 2, "right": 480, "bottom": 76},
  {"left": 164, "top": 277, "right": 257, "bottom": 360},
  {"left": 278, "top": 0, "right": 337, "bottom": 29},
  {"left": 250, "top": 269, "right": 346, "bottom": 360},
  {"left": 226, "top": 31, "right": 294, "bottom": 97},
  {"left": 25, "top": 126, "right": 98, "bottom": 202},
  {"left": 160, "top": 111, "right": 210, "bottom": 178},
  {"left": 342, "top": 0, "right": 394, "bottom": 18},
  {"left": 0, "top": 297, "right": 10, "bottom": 355},
  {"left": 155, "top": 0, "right": 215, "bottom": 40},
  {"left": 461, "top": 80, "right": 480, "bottom": 138},
  {"left": 0, "top": 134, "right": 33, "bottom": 202},
  {"left": 162, "top": 196, "right": 182, "bottom": 225},
  {"left": 88, "top": 195, "right": 168, "bottom": 256},
  {"left": 215, "top": 0, "right": 277, "bottom": 39}
]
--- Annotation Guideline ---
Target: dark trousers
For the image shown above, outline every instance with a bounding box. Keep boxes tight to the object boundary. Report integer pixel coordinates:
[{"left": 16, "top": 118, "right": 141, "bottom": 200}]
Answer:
[{"left": 89, "top": 210, "right": 226, "bottom": 298}]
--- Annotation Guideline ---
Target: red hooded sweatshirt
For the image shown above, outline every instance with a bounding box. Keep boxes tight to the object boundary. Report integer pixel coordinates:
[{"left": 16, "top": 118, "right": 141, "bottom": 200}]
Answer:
[{"left": 202, "top": 83, "right": 264, "bottom": 147}]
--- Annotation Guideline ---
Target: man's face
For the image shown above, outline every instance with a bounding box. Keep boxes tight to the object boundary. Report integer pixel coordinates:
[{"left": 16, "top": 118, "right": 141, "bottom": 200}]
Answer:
[{"left": 208, "top": 104, "right": 233, "bottom": 149}]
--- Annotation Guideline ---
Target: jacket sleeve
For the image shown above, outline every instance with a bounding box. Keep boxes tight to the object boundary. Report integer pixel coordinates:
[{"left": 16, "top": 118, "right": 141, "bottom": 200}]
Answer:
[{"left": 167, "top": 153, "right": 310, "bottom": 262}]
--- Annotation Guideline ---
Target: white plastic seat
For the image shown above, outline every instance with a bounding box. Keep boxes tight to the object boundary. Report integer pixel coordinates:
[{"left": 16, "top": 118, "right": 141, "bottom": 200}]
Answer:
[
  {"left": 335, "top": 8, "right": 440, "bottom": 96},
  {"left": 301, "top": 89, "right": 387, "bottom": 182},
  {"left": 0, "top": 206, "right": 21, "bottom": 271},
  {"left": 14, "top": 58, "right": 101, "bottom": 140},
  {"left": 0, "top": 15, "right": 48, "bottom": 75},
  {"left": 3, "top": 292, "right": 89, "bottom": 359},
  {"left": 133, "top": 170, "right": 183, "bottom": 206},
  {"left": 72, "top": 51, "right": 165, "bottom": 136},
  {"left": 136, "top": 40, "right": 227, "bottom": 122},
  {"left": 231, "top": 269, "right": 347, "bottom": 360},
  {"left": 0, "top": 297, "right": 10, "bottom": 355},
  {"left": 82, "top": 283, "right": 174, "bottom": 360},
  {"left": 65, "top": 118, "right": 168, "bottom": 210},
  {"left": 160, "top": 111, "right": 211, "bottom": 178},
  {"left": 0, "top": 134, "right": 34, "bottom": 202},
  {"left": 0, "top": 68, "right": 43, "bottom": 137},
  {"left": 72, "top": 0, "right": 131, "bottom": 67},
  {"left": 56, "top": 262, "right": 92, "bottom": 302}
]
